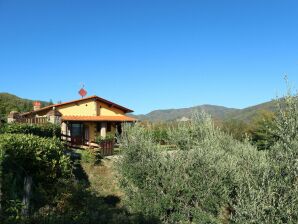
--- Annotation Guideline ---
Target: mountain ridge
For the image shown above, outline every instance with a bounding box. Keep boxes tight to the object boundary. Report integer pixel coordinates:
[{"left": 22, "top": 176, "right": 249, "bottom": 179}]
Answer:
[{"left": 133, "top": 100, "right": 277, "bottom": 122}]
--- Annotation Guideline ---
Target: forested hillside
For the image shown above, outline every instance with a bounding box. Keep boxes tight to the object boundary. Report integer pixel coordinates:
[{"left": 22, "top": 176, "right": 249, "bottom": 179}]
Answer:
[{"left": 0, "top": 93, "right": 50, "bottom": 120}]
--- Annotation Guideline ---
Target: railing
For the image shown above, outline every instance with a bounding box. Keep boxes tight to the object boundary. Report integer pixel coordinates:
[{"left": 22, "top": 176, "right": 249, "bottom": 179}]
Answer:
[
  {"left": 60, "top": 134, "right": 72, "bottom": 146},
  {"left": 98, "top": 140, "right": 115, "bottom": 156},
  {"left": 16, "top": 117, "right": 48, "bottom": 124},
  {"left": 60, "top": 134, "right": 114, "bottom": 156}
]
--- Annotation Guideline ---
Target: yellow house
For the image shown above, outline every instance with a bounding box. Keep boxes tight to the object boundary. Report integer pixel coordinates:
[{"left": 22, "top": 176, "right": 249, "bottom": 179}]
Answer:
[{"left": 22, "top": 95, "right": 136, "bottom": 145}]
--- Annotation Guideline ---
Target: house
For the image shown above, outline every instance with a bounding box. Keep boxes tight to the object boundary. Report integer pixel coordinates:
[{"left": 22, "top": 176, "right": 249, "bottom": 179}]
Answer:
[{"left": 18, "top": 95, "right": 137, "bottom": 145}]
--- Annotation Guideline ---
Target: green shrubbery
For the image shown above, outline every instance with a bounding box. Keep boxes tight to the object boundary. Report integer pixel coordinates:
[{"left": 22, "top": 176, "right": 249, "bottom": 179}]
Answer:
[
  {"left": 0, "top": 123, "right": 61, "bottom": 138},
  {"left": 95, "top": 133, "right": 115, "bottom": 144},
  {"left": 117, "top": 92, "right": 298, "bottom": 223},
  {"left": 0, "top": 134, "right": 71, "bottom": 222}
]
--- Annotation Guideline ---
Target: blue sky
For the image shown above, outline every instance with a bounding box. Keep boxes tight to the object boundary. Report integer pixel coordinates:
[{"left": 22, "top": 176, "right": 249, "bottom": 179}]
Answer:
[{"left": 0, "top": 0, "right": 298, "bottom": 114}]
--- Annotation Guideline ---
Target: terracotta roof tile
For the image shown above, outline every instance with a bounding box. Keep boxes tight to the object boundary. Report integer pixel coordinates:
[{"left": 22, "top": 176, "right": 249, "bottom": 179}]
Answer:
[{"left": 62, "top": 115, "right": 137, "bottom": 122}]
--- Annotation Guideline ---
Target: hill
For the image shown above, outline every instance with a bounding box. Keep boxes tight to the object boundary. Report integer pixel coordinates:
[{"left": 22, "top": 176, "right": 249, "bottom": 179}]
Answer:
[
  {"left": 134, "top": 100, "right": 278, "bottom": 123},
  {"left": 135, "top": 105, "right": 239, "bottom": 122},
  {"left": 0, "top": 93, "right": 50, "bottom": 120}
]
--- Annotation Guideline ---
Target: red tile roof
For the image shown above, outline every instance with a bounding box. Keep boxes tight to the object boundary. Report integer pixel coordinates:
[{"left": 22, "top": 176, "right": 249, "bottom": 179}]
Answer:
[
  {"left": 22, "top": 95, "right": 134, "bottom": 116},
  {"left": 62, "top": 115, "right": 137, "bottom": 122}
]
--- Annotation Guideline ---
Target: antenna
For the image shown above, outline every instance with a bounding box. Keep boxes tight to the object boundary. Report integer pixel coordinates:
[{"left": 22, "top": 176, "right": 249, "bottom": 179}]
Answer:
[{"left": 78, "top": 83, "right": 87, "bottom": 98}]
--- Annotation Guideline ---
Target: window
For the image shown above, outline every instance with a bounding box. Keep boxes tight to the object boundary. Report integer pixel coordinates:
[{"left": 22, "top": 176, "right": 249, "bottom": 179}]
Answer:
[
  {"left": 71, "top": 123, "right": 83, "bottom": 137},
  {"left": 107, "top": 122, "right": 112, "bottom": 132},
  {"left": 96, "top": 122, "right": 101, "bottom": 132}
]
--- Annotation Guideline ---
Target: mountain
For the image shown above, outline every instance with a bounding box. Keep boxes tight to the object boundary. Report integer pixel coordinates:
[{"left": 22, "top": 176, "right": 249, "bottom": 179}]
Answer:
[
  {"left": 135, "top": 105, "right": 239, "bottom": 122},
  {"left": 227, "top": 100, "right": 278, "bottom": 122},
  {"left": 134, "top": 100, "right": 277, "bottom": 123},
  {"left": 0, "top": 93, "right": 50, "bottom": 120}
]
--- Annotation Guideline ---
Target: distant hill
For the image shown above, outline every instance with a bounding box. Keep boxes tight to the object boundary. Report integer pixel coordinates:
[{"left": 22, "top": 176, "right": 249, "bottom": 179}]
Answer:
[
  {"left": 227, "top": 100, "right": 278, "bottom": 122},
  {"left": 134, "top": 100, "right": 278, "bottom": 123},
  {"left": 134, "top": 105, "right": 239, "bottom": 122},
  {"left": 0, "top": 93, "right": 50, "bottom": 120}
]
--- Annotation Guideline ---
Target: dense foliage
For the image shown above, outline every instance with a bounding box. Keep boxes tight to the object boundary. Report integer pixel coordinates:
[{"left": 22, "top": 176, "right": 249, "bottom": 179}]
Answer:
[
  {"left": 247, "top": 110, "right": 276, "bottom": 150},
  {"left": 118, "top": 92, "right": 298, "bottom": 223},
  {"left": 0, "top": 134, "right": 71, "bottom": 222},
  {"left": 0, "top": 123, "right": 61, "bottom": 138},
  {"left": 0, "top": 93, "right": 50, "bottom": 120}
]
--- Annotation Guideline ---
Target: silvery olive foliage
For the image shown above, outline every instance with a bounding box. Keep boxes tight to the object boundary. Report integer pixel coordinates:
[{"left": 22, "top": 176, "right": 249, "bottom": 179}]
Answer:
[
  {"left": 118, "top": 93, "right": 298, "bottom": 223},
  {"left": 233, "top": 90, "right": 298, "bottom": 224}
]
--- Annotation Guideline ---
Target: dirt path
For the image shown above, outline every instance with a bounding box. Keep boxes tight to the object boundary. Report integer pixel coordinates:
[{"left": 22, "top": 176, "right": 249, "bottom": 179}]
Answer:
[{"left": 81, "top": 155, "right": 124, "bottom": 202}]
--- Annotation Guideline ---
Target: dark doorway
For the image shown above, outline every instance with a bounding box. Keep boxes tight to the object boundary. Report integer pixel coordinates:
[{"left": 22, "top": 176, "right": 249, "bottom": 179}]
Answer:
[
  {"left": 70, "top": 123, "right": 84, "bottom": 145},
  {"left": 116, "top": 123, "right": 122, "bottom": 135},
  {"left": 84, "top": 125, "right": 89, "bottom": 145}
]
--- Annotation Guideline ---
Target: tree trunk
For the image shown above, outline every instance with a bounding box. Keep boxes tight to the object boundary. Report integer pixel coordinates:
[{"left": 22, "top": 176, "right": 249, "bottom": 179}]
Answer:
[{"left": 22, "top": 176, "right": 32, "bottom": 217}]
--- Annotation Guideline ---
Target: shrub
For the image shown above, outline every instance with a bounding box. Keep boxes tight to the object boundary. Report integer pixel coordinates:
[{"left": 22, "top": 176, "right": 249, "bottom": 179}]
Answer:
[
  {"left": 149, "top": 123, "right": 171, "bottom": 145},
  {"left": 0, "top": 134, "right": 71, "bottom": 221},
  {"left": 0, "top": 123, "right": 61, "bottom": 138},
  {"left": 95, "top": 133, "right": 115, "bottom": 144},
  {"left": 118, "top": 103, "right": 298, "bottom": 223},
  {"left": 247, "top": 110, "right": 277, "bottom": 150},
  {"left": 117, "top": 112, "right": 267, "bottom": 223},
  {"left": 232, "top": 91, "right": 298, "bottom": 223}
]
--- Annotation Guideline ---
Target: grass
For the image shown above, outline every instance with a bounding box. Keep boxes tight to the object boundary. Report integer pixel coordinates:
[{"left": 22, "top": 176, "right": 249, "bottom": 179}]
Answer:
[
  {"left": 74, "top": 149, "right": 124, "bottom": 204},
  {"left": 83, "top": 155, "right": 123, "bottom": 198},
  {"left": 56, "top": 148, "right": 160, "bottom": 223}
]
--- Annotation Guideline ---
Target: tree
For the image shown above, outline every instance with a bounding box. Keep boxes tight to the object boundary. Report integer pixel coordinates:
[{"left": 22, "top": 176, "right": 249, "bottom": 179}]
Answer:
[
  {"left": 248, "top": 110, "right": 276, "bottom": 150},
  {"left": 220, "top": 119, "right": 250, "bottom": 141}
]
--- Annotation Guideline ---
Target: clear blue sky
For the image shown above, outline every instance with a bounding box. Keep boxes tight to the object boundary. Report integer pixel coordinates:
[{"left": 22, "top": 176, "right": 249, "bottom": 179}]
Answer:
[{"left": 1, "top": 0, "right": 298, "bottom": 114}]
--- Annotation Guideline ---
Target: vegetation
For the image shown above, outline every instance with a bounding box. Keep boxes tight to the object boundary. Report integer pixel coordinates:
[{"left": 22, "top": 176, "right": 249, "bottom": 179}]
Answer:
[
  {"left": 1, "top": 87, "right": 297, "bottom": 223},
  {"left": 220, "top": 110, "right": 277, "bottom": 149},
  {"left": 117, "top": 90, "right": 298, "bottom": 223},
  {"left": 0, "top": 123, "right": 61, "bottom": 138},
  {"left": 0, "top": 132, "right": 152, "bottom": 223},
  {"left": 0, "top": 93, "right": 50, "bottom": 121},
  {"left": 0, "top": 134, "right": 71, "bottom": 222},
  {"left": 220, "top": 119, "right": 250, "bottom": 141},
  {"left": 95, "top": 133, "right": 115, "bottom": 144},
  {"left": 247, "top": 110, "right": 276, "bottom": 150}
]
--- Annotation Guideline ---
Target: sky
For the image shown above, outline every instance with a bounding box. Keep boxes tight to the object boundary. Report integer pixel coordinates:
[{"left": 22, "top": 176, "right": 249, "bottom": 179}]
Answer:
[{"left": 0, "top": 0, "right": 298, "bottom": 114}]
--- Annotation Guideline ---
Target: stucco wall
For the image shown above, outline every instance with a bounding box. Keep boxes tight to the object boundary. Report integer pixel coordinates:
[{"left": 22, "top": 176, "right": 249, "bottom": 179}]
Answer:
[
  {"left": 97, "top": 102, "right": 125, "bottom": 116},
  {"left": 57, "top": 100, "right": 125, "bottom": 117},
  {"left": 58, "top": 100, "right": 97, "bottom": 116}
]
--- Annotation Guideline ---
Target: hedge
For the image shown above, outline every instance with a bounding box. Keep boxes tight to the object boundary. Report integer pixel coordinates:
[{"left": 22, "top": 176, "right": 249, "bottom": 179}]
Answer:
[
  {"left": 0, "top": 123, "right": 61, "bottom": 138},
  {"left": 0, "top": 134, "right": 71, "bottom": 222}
]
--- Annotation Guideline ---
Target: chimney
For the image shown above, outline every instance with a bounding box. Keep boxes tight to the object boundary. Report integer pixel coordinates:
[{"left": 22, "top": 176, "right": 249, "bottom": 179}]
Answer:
[{"left": 33, "top": 101, "right": 41, "bottom": 111}]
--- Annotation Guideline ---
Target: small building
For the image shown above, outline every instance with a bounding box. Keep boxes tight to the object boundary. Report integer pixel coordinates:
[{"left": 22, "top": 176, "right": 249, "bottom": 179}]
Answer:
[{"left": 20, "top": 95, "right": 136, "bottom": 145}]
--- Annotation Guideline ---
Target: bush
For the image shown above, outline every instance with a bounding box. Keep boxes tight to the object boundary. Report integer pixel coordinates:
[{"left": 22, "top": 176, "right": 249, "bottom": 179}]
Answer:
[
  {"left": 247, "top": 110, "right": 277, "bottom": 150},
  {"left": 0, "top": 123, "right": 61, "bottom": 138},
  {"left": 118, "top": 107, "right": 298, "bottom": 223},
  {"left": 117, "top": 113, "right": 266, "bottom": 223},
  {"left": 232, "top": 92, "right": 298, "bottom": 223},
  {"left": 95, "top": 133, "right": 115, "bottom": 144},
  {"left": 0, "top": 134, "right": 71, "bottom": 221}
]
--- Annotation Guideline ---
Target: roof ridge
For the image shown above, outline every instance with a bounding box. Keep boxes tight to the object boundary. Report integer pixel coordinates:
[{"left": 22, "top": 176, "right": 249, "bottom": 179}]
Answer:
[{"left": 22, "top": 95, "right": 133, "bottom": 115}]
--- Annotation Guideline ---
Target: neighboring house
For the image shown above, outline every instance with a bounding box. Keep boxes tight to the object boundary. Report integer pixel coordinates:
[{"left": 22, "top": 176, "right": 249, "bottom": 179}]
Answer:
[
  {"left": 176, "top": 116, "right": 190, "bottom": 122},
  {"left": 19, "top": 95, "right": 136, "bottom": 145}
]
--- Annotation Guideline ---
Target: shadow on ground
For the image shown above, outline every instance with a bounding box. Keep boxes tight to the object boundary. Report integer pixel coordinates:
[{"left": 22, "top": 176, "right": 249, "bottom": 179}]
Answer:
[{"left": 26, "top": 149, "right": 160, "bottom": 224}]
